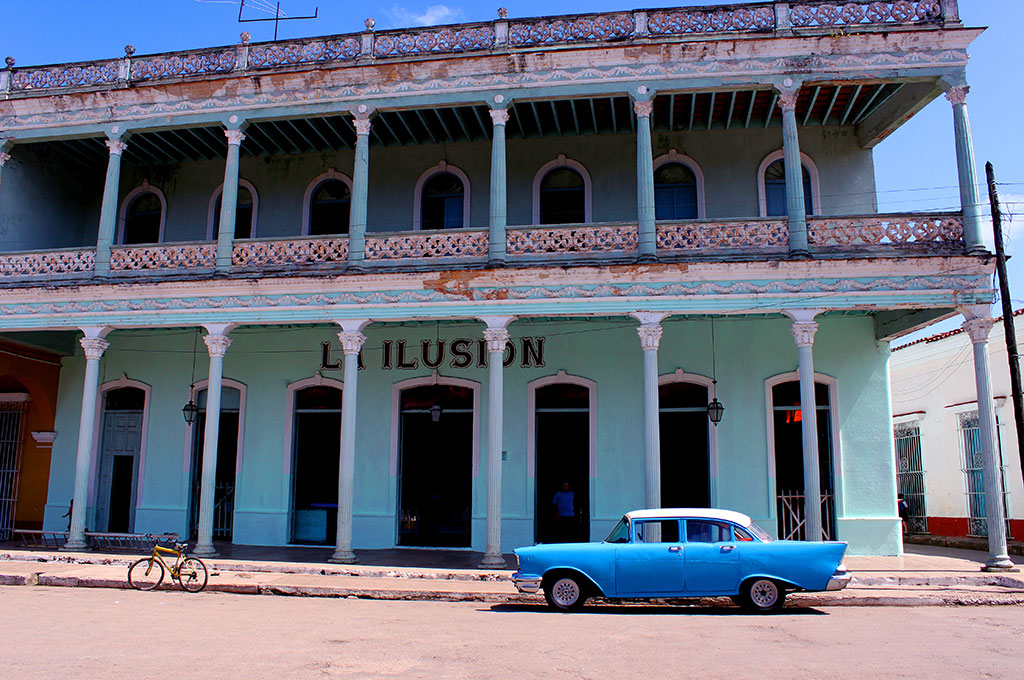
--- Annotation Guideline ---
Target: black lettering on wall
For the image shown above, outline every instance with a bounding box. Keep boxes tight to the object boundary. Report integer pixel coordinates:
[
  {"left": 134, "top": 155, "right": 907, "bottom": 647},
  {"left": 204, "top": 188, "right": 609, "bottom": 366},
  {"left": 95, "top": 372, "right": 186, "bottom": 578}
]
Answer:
[
  {"left": 397, "top": 340, "right": 419, "bottom": 370},
  {"left": 421, "top": 339, "right": 445, "bottom": 369},
  {"left": 381, "top": 340, "right": 394, "bottom": 370},
  {"left": 477, "top": 339, "right": 488, "bottom": 368},
  {"left": 320, "top": 341, "right": 341, "bottom": 370},
  {"left": 502, "top": 340, "right": 516, "bottom": 367},
  {"left": 521, "top": 337, "right": 546, "bottom": 368},
  {"left": 449, "top": 339, "right": 473, "bottom": 368}
]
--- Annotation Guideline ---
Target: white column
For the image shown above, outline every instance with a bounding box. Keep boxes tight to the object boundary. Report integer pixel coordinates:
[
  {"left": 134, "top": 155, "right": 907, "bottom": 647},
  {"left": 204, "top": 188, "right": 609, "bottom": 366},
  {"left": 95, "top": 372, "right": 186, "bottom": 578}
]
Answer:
[
  {"left": 62, "top": 327, "right": 112, "bottom": 551},
  {"left": 632, "top": 311, "right": 669, "bottom": 509},
  {"left": 193, "top": 322, "right": 236, "bottom": 557},
  {"left": 961, "top": 308, "right": 1016, "bottom": 571},
  {"left": 479, "top": 315, "right": 516, "bottom": 567},
  {"left": 785, "top": 309, "right": 824, "bottom": 541},
  {"left": 330, "top": 319, "right": 370, "bottom": 564}
]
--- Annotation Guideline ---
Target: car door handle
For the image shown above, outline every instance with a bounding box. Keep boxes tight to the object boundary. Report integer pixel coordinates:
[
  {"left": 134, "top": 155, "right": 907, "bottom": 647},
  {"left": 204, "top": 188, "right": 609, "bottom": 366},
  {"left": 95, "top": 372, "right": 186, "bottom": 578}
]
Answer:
[
  {"left": 668, "top": 546, "right": 683, "bottom": 553},
  {"left": 720, "top": 545, "right": 735, "bottom": 553}
]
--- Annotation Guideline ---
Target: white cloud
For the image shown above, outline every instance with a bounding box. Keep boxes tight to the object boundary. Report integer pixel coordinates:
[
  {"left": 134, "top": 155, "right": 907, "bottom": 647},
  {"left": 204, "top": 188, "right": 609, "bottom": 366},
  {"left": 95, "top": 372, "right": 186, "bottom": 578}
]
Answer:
[{"left": 382, "top": 4, "right": 464, "bottom": 28}]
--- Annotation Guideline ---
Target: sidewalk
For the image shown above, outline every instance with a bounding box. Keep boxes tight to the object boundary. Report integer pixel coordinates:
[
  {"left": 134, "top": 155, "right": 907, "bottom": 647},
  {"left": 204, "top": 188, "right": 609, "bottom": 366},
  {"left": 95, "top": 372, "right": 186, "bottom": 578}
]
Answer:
[{"left": 1, "top": 543, "right": 1022, "bottom": 608}]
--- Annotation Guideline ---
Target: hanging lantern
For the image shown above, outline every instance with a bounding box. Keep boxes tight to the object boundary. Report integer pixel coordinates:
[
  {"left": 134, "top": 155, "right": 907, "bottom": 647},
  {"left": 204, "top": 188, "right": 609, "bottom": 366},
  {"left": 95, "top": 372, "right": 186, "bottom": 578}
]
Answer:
[
  {"left": 430, "top": 403, "right": 442, "bottom": 422},
  {"left": 707, "top": 396, "right": 725, "bottom": 425},
  {"left": 182, "top": 399, "right": 199, "bottom": 424}
]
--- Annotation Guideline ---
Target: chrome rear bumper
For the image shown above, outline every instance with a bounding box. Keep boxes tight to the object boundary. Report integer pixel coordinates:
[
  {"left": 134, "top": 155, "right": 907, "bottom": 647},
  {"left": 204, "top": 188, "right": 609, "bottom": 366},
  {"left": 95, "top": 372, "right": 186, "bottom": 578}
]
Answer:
[
  {"left": 512, "top": 573, "right": 542, "bottom": 594},
  {"left": 826, "top": 571, "right": 852, "bottom": 591}
]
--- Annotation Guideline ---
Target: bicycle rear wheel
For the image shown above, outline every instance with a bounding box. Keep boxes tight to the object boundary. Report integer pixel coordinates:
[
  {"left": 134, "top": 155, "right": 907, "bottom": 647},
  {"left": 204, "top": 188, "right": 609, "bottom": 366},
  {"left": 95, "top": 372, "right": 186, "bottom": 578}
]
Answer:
[
  {"left": 127, "top": 558, "right": 164, "bottom": 591},
  {"left": 177, "top": 557, "right": 208, "bottom": 593}
]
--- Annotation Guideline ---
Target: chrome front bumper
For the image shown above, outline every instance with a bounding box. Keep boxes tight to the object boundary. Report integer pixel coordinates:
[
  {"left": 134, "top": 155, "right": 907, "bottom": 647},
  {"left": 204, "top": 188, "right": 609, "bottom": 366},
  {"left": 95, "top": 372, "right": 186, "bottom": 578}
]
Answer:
[
  {"left": 826, "top": 571, "right": 852, "bottom": 591},
  {"left": 512, "top": 573, "right": 542, "bottom": 594}
]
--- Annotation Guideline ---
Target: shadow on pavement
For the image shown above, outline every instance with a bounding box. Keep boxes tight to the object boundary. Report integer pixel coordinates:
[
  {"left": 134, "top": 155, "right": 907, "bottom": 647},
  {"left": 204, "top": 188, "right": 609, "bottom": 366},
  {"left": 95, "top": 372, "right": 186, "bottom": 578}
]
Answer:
[{"left": 485, "top": 603, "right": 828, "bottom": 616}]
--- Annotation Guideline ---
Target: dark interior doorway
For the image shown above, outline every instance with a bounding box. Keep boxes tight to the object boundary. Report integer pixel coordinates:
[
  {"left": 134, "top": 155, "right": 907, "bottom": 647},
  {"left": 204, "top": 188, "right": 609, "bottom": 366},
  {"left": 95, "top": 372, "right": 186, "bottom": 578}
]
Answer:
[
  {"left": 290, "top": 385, "right": 341, "bottom": 545},
  {"left": 97, "top": 387, "right": 145, "bottom": 533},
  {"left": 659, "top": 381, "right": 711, "bottom": 508},
  {"left": 188, "top": 386, "right": 240, "bottom": 542},
  {"left": 398, "top": 384, "right": 474, "bottom": 547},
  {"left": 772, "top": 380, "right": 836, "bottom": 540},
  {"left": 535, "top": 382, "right": 590, "bottom": 544}
]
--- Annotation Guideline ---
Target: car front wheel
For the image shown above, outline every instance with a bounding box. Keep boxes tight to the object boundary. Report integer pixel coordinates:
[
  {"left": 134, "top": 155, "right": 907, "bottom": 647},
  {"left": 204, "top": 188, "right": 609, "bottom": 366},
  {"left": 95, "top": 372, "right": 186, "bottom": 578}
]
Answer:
[
  {"left": 738, "top": 578, "right": 786, "bottom": 613},
  {"left": 544, "top": 574, "right": 588, "bottom": 612}
]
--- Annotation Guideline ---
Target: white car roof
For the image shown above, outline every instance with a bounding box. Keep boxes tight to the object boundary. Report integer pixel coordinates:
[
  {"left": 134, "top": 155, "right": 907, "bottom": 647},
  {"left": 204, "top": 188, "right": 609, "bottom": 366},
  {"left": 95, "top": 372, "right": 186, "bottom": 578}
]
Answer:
[{"left": 624, "top": 508, "right": 753, "bottom": 526}]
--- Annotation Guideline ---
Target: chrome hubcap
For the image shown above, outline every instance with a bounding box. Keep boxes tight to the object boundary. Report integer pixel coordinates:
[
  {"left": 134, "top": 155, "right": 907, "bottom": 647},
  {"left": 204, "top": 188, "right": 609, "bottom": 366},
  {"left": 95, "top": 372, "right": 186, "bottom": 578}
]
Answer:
[
  {"left": 750, "top": 580, "right": 778, "bottom": 608},
  {"left": 551, "top": 578, "right": 580, "bottom": 607}
]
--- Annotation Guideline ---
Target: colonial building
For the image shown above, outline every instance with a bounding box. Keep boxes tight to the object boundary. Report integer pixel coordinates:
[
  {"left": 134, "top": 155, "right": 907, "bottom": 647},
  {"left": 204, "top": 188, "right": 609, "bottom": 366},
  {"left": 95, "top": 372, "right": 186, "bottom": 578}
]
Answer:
[
  {"left": 891, "top": 311, "right": 1024, "bottom": 541},
  {"left": 0, "top": 0, "right": 1012, "bottom": 565}
]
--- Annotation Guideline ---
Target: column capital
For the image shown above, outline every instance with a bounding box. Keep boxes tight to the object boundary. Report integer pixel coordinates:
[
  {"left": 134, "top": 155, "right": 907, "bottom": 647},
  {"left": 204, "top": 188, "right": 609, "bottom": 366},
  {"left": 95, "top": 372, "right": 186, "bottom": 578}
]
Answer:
[
  {"left": 0, "top": 151, "right": 9, "bottom": 167},
  {"left": 80, "top": 336, "right": 110, "bottom": 360},
  {"left": 790, "top": 321, "right": 818, "bottom": 347},
  {"left": 483, "top": 327, "right": 511, "bottom": 353},
  {"left": 105, "top": 139, "right": 128, "bottom": 156},
  {"left": 962, "top": 316, "right": 995, "bottom": 343},
  {"left": 353, "top": 118, "right": 372, "bottom": 136},
  {"left": 489, "top": 108, "right": 510, "bottom": 126},
  {"left": 945, "top": 86, "right": 970, "bottom": 106},
  {"left": 337, "top": 331, "right": 367, "bottom": 355},
  {"left": 203, "top": 333, "right": 232, "bottom": 358},
  {"left": 636, "top": 323, "right": 663, "bottom": 351},
  {"left": 351, "top": 104, "right": 375, "bottom": 136},
  {"left": 224, "top": 129, "right": 246, "bottom": 146},
  {"left": 633, "top": 100, "right": 654, "bottom": 118},
  {"left": 778, "top": 89, "right": 799, "bottom": 112}
]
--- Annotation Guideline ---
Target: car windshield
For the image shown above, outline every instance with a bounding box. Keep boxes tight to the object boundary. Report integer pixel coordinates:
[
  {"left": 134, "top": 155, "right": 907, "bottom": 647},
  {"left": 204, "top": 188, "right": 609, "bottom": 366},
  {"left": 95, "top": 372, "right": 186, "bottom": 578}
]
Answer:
[
  {"left": 605, "top": 517, "right": 630, "bottom": 543},
  {"left": 746, "top": 520, "right": 773, "bottom": 542}
]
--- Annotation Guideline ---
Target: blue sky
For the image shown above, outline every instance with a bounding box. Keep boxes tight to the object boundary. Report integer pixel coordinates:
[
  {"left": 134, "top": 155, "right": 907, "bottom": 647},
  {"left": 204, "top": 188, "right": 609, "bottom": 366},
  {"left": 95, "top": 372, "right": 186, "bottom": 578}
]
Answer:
[{"left": 2, "top": 1, "right": 1021, "bottom": 337}]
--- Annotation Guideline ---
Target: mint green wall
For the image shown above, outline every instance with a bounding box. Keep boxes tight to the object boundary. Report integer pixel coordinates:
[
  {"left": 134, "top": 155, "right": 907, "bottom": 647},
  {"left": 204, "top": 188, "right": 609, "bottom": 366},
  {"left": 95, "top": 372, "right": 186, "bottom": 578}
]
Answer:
[
  {"left": 0, "top": 144, "right": 102, "bottom": 252},
  {"left": 6, "top": 124, "right": 876, "bottom": 248},
  {"left": 43, "top": 313, "right": 900, "bottom": 555}
]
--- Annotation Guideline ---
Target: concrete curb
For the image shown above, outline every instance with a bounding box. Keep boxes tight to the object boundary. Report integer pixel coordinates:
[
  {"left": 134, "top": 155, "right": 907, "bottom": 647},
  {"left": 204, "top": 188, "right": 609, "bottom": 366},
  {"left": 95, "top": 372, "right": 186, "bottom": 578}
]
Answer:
[{"left": 3, "top": 570, "right": 1023, "bottom": 607}]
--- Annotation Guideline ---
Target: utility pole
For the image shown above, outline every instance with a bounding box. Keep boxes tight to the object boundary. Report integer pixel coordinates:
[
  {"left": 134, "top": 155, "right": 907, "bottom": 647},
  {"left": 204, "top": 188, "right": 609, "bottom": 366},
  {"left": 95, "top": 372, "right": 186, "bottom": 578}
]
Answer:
[{"left": 986, "top": 161, "right": 1024, "bottom": 483}]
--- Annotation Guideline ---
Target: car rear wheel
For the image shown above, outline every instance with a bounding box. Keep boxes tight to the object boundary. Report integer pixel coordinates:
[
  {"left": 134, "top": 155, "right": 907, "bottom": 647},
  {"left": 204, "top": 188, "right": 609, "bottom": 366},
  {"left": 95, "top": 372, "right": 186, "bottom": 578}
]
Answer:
[
  {"left": 544, "top": 574, "right": 588, "bottom": 612},
  {"left": 738, "top": 578, "right": 786, "bottom": 613}
]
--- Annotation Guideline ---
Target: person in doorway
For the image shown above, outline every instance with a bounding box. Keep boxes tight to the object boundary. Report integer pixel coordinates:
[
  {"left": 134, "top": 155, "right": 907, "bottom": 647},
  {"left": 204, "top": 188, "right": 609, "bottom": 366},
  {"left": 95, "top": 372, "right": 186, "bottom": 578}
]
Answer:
[
  {"left": 552, "top": 482, "right": 575, "bottom": 543},
  {"left": 897, "top": 494, "right": 910, "bottom": 534}
]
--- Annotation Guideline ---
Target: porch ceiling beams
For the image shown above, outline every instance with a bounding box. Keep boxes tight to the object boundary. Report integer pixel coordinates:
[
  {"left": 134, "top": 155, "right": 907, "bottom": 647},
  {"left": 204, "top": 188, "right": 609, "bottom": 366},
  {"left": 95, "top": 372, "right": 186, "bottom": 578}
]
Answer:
[{"left": 35, "top": 82, "right": 922, "bottom": 168}]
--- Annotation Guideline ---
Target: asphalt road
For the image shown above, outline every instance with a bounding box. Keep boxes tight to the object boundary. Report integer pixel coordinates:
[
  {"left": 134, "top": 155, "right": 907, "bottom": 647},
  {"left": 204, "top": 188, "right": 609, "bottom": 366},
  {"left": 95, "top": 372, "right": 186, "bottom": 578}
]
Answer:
[{"left": 2, "top": 586, "right": 1021, "bottom": 679}]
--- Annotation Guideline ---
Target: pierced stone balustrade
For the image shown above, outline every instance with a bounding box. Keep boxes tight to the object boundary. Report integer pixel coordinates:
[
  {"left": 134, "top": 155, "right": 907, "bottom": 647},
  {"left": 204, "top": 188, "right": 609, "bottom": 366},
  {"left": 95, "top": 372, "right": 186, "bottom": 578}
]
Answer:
[
  {"left": 365, "top": 229, "right": 489, "bottom": 261},
  {"left": 807, "top": 213, "right": 963, "bottom": 250},
  {"left": 507, "top": 223, "right": 639, "bottom": 257},
  {"left": 657, "top": 219, "right": 789, "bottom": 252},
  {"left": 109, "top": 243, "right": 217, "bottom": 272},
  {"left": 232, "top": 236, "right": 350, "bottom": 267},
  {"left": 0, "top": 247, "right": 95, "bottom": 278}
]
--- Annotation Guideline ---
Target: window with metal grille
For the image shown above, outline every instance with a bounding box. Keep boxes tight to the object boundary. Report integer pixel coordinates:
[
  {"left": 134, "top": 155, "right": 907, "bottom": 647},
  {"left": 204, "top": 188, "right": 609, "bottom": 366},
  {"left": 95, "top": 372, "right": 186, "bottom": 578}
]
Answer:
[
  {"left": 894, "top": 422, "right": 928, "bottom": 534},
  {"left": 956, "top": 410, "right": 1012, "bottom": 538},
  {"left": 0, "top": 401, "right": 28, "bottom": 541}
]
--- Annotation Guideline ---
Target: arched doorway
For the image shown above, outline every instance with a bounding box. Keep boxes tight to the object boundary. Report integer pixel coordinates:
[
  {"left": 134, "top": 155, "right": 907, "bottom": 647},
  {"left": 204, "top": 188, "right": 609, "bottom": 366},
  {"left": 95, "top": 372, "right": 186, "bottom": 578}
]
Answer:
[
  {"left": 532, "top": 378, "right": 593, "bottom": 543},
  {"left": 290, "top": 383, "right": 342, "bottom": 544},
  {"left": 659, "top": 379, "right": 711, "bottom": 508},
  {"left": 187, "top": 383, "right": 243, "bottom": 542},
  {"left": 398, "top": 382, "right": 474, "bottom": 547},
  {"left": 96, "top": 386, "right": 146, "bottom": 532},
  {"left": 769, "top": 378, "right": 838, "bottom": 540}
]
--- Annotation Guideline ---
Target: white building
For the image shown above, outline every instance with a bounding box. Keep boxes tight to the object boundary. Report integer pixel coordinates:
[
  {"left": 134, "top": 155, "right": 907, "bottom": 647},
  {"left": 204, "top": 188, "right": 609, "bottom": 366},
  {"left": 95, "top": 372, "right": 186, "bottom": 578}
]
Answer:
[{"left": 890, "top": 311, "right": 1024, "bottom": 540}]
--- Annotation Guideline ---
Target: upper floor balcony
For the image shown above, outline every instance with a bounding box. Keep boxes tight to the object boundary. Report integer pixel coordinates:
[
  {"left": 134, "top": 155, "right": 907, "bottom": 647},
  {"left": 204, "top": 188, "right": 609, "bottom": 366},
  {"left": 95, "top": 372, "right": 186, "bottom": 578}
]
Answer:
[{"left": 0, "top": 0, "right": 982, "bottom": 286}]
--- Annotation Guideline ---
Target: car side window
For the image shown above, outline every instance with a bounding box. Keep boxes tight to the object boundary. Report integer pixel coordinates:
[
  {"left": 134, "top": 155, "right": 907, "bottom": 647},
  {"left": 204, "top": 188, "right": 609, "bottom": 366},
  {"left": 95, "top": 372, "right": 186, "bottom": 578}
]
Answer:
[
  {"left": 685, "top": 520, "right": 732, "bottom": 543},
  {"left": 733, "top": 526, "right": 754, "bottom": 541},
  {"left": 634, "top": 519, "right": 680, "bottom": 543}
]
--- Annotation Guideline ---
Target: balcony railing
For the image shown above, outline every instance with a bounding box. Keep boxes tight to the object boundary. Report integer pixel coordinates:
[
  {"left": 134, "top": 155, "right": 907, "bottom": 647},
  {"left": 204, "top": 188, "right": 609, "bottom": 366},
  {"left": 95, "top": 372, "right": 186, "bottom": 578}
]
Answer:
[
  {"left": 0, "top": 212, "right": 964, "bottom": 283},
  {"left": 1, "top": 1, "right": 956, "bottom": 96}
]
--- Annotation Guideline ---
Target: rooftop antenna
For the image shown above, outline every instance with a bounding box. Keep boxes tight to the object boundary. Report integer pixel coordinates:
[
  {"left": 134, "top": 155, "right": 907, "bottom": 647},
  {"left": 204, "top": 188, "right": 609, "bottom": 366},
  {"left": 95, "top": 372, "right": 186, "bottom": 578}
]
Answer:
[{"left": 238, "top": 0, "right": 318, "bottom": 41}]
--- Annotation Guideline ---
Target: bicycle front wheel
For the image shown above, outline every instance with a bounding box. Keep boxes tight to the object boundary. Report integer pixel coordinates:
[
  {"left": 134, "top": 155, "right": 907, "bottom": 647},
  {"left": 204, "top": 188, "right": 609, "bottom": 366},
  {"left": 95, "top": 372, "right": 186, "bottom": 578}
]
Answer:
[
  {"left": 127, "top": 558, "right": 164, "bottom": 591},
  {"left": 177, "top": 557, "right": 208, "bottom": 593}
]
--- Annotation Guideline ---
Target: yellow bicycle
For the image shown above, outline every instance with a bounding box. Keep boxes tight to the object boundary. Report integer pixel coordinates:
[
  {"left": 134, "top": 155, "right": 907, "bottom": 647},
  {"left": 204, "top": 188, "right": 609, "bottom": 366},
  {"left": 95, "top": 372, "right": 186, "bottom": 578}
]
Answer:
[{"left": 127, "top": 541, "right": 208, "bottom": 593}]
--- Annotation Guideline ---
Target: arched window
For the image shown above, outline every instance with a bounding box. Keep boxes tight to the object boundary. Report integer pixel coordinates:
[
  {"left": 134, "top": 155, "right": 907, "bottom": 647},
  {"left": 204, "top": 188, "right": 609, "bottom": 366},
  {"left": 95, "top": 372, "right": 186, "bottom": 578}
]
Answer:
[
  {"left": 757, "top": 150, "right": 820, "bottom": 218},
  {"left": 420, "top": 173, "right": 465, "bottom": 230},
  {"left": 654, "top": 164, "right": 698, "bottom": 220},
  {"left": 208, "top": 180, "right": 258, "bottom": 240},
  {"left": 540, "top": 169, "right": 585, "bottom": 224},
  {"left": 119, "top": 184, "right": 167, "bottom": 244},
  {"left": 309, "top": 179, "right": 351, "bottom": 236},
  {"left": 532, "top": 155, "right": 592, "bottom": 225}
]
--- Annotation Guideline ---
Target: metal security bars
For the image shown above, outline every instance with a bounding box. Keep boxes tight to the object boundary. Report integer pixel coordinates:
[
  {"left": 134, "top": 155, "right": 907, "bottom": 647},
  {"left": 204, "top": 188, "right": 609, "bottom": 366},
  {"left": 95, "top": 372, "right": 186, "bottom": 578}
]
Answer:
[
  {"left": 777, "top": 490, "right": 835, "bottom": 541},
  {"left": 957, "top": 410, "right": 1011, "bottom": 538},
  {"left": 0, "top": 400, "right": 28, "bottom": 541},
  {"left": 894, "top": 422, "right": 928, "bottom": 534}
]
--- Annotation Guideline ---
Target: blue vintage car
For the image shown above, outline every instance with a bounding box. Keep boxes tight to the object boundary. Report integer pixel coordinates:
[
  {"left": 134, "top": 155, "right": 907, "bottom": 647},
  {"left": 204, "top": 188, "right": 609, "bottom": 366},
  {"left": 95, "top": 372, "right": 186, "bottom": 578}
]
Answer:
[{"left": 513, "top": 508, "right": 850, "bottom": 612}]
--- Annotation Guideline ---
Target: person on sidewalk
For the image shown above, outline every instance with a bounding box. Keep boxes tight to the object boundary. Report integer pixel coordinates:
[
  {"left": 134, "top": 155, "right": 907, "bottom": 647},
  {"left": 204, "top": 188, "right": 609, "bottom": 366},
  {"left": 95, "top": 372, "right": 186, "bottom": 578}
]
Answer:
[{"left": 552, "top": 482, "right": 575, "bottom": 543}]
